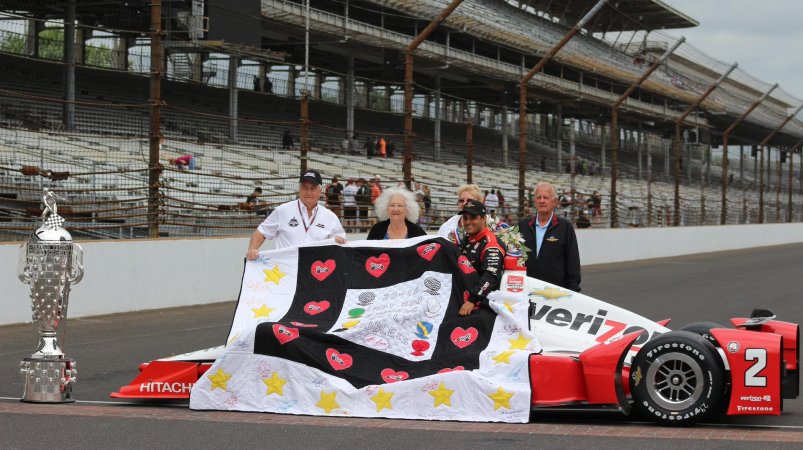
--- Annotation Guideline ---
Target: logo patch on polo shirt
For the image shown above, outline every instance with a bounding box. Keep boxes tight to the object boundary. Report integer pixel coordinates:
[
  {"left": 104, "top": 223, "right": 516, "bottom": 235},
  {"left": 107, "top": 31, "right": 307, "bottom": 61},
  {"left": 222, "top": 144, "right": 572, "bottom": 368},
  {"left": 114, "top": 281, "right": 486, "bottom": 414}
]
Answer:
[
  {"left": 316, "top": 223, "right": 325, "bottom": 228},
  {"left": 289, "top": 218, "right": 299, "bottom": 227}
]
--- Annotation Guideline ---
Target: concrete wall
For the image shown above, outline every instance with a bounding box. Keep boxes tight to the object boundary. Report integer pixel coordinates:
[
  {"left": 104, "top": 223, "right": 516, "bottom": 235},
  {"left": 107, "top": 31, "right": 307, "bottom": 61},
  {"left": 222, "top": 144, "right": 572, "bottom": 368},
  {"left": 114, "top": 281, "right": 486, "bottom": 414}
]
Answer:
[{"left": 3, "top": 223, "right": 803, "bottom": 326}]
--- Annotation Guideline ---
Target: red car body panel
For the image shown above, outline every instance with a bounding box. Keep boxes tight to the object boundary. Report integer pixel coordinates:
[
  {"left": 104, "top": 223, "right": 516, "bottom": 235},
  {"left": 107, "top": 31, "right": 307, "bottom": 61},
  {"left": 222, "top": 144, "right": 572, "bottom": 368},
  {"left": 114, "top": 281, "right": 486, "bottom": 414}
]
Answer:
[
  {"left": 529, "top": 331, "right": 639, "bottom": 410},
  {"left": 111, "top": 361, "right": 212, "bottom": 399},
  {"left": 711, "top": 328, "right": 783, "bottom": 416}
]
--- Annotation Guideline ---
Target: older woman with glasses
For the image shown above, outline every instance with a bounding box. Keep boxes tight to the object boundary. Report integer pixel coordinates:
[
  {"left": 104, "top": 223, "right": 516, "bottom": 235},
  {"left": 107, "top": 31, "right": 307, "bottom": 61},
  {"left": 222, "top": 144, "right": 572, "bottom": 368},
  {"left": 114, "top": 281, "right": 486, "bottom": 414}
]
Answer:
[
  {"left": 366, "top": 187, "right": 427, "bottom": 240},
  {"left": 437, "top": 184, "right": 483, "bottom": 244}
]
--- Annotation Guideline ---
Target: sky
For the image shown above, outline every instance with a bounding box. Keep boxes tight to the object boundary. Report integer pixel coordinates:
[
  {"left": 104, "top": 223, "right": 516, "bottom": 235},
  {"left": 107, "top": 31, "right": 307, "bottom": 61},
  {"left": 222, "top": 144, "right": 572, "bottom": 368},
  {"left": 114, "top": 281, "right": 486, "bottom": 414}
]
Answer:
[{"left": 663, "top": 0, "right": 803, "bottom": 104}]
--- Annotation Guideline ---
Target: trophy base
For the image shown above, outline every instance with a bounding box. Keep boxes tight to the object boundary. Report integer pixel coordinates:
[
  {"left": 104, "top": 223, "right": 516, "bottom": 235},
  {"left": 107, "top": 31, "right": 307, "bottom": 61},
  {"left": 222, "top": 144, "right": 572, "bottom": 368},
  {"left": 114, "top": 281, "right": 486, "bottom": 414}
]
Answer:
[{"left": 20, "top": 358, "right": 75, "bottom": 403}]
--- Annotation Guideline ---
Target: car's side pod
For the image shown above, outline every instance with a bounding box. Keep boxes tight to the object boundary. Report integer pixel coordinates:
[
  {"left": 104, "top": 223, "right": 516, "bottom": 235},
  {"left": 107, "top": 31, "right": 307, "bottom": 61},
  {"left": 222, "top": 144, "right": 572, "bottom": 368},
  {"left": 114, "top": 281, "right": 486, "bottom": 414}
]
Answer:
[{"left": 529, "top": 330, "right": 642, "bottom": 412}]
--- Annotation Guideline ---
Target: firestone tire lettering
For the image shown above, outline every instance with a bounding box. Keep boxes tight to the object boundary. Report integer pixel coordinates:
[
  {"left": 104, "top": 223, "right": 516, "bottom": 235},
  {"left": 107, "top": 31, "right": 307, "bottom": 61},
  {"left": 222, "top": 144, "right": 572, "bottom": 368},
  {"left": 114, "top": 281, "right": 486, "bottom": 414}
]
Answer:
[{"left": 630, "top": 331, "right": 726, "bottom": 426}]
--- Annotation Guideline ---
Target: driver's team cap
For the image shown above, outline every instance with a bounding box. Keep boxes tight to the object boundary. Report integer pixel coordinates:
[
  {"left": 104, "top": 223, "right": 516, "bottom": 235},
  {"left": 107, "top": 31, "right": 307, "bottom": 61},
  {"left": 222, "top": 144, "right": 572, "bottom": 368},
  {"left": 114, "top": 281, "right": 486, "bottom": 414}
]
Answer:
[
  {"left": 299, "top": 169, "right": 323, "bottom": 185},
  {"left": 459, "top": 199, "right": 487, "bottom": 216}
]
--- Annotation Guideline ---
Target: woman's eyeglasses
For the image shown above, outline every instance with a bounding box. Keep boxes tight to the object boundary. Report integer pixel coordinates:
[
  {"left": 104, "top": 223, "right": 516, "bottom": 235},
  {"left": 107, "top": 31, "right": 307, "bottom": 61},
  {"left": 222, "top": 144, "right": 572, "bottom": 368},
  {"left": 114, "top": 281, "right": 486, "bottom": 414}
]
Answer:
[{"left": 457, "top": 198, "right": 471, "bottom": 204}]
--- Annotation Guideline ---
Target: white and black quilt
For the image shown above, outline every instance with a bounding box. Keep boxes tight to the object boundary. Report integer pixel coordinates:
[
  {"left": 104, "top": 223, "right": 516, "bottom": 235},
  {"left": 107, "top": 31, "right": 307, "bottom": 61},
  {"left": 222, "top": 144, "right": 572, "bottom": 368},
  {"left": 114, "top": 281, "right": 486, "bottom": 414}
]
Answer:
[{"left": 190, "top": 236, "right": 540, "bottom": 422}]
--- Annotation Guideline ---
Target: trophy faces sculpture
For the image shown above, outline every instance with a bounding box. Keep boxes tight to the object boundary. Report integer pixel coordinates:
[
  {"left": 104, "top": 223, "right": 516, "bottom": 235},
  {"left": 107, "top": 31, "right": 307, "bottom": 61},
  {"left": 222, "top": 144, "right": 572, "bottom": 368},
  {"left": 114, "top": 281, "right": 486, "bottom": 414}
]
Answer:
[{"left": 17, "top": 189, "right": 83, "bottom": 402}]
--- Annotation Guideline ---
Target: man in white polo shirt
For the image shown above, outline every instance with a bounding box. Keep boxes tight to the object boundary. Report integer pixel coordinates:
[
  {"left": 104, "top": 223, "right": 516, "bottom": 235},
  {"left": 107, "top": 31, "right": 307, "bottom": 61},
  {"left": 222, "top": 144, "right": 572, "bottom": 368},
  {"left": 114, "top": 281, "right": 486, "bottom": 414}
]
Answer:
[{"left": 246, "top": 169, "right": 347, "bottom": 259}]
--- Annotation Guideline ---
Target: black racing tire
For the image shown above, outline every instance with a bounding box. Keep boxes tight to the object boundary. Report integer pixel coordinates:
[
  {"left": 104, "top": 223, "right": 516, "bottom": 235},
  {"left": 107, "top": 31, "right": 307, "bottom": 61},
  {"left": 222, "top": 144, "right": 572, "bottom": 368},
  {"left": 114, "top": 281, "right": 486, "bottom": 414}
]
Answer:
[
  {"left": 629, "top": 331, "right": 726, "bottom": 426},
  {"left": 679, "top": 322, "right": 725, "bottom": 347}
]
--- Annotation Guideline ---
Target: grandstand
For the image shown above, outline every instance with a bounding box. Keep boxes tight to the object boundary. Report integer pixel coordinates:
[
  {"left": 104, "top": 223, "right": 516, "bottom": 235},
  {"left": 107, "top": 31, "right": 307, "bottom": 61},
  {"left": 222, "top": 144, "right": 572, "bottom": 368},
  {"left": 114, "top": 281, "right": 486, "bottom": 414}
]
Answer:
[{"left": 0, "top": 0, "right": 801, "bottom": 241}]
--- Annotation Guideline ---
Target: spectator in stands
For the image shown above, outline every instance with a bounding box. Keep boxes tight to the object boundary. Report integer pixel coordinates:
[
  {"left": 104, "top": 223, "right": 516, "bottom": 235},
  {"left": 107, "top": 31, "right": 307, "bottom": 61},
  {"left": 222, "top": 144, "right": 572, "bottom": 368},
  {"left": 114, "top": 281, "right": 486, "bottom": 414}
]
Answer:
[
  {"left": 169, "top": 154, "right": 197, "bottom": 170},
  {"left": 377, "top": 136, "right": 387, "bottom": 158},
  {"left": 590, "top": 190, "right": 602, "bottom": 218},
  {"left": 485, "top": 189, "right": 499, "bottom": 214},
  {"left": 367, "top": 187, "right": 426, "bottom": 240},
  {"left": 342, "top": 178, "right": 358, "bottom": 232},
  {"left": 365, "top": 136, "right": 375, "bottom": 158},
  {"left": 386, "top": 139, "right": 396, "bottom": 158},
  {"left": 496, "top": 188, "right": 505, "bottom": 214},
  {"left": 245, "top": 187, "right": 268, "bottom": 215},
  {"left": 576, "top": 193, "right": 586, "bottom": 214},
  {"left": 437, "top": 184, "right": 483, "bottom": 244},
  {"left": 518, "top": 182, "right": 581, "bottom": 292},
  {"left": 325, "top": 176, "right": 344, "bottom": 219},
  {"left": 341, "top": 136, "right": 350, "bottom": 154},
  {"left": 540, "top": 156, "right": 546, "bottom": 172},
  {"left": 422, "top": 185, "right": 432, "bottom": 229},
  {"left": 559, "top": 190, "right": 572, "bottom": 209},
  {"left": 246, "top": 169, "right": 346, "bottom": 258},
  {"left": 350, "top": 134, "right": 359, "bottom": 155},
  {"left": 246, "top": 187, "right": 263, "bottom": 205},
  {"left": 282, "top": 129, "right": 294, "bottom": 149},
  {"left": 373, "top": 175, "right": 384, "bottom": 192},
  {"left": 355, "top": 178, "right": 372, "bottom": 231},
  {"left": 457, "top": 200, "right": 505, "bottom": 317},
  {"left": 264, "top": 77, "right": 273, "bottom": 93},
  {"left": 576, "top": 211, "right": 591, "bottom": 229},
  {"left": 370, "top": 178, "right": 382, "bottom": 206},
  {"left": 415, "top": 191, "right": 426, "bottom": 227}
]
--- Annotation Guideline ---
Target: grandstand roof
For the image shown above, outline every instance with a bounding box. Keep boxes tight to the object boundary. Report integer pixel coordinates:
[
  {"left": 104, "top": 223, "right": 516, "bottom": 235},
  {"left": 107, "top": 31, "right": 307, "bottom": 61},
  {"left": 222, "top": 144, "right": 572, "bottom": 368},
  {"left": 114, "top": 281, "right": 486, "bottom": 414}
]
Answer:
[
  {"left": 518, "top": 0, "right": 699, "bottom": 32},
  {"left": 0, "top": 0, "right": 188, "bottom": 32}
]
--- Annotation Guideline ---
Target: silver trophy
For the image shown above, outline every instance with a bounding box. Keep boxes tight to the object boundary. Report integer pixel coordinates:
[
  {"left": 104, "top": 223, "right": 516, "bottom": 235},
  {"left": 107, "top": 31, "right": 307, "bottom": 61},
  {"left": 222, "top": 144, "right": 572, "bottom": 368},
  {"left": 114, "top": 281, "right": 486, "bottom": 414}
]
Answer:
[{"left": 17, "top": 189, "right": 84, "bottom": 402}]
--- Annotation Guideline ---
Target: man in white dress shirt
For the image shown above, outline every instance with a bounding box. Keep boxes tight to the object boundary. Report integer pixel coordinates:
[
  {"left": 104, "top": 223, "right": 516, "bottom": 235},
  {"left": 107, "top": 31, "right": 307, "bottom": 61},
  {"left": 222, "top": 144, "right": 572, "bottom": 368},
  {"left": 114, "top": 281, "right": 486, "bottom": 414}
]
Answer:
[{"left": 246, "top": 169, "right": 347, "bottom": 259}]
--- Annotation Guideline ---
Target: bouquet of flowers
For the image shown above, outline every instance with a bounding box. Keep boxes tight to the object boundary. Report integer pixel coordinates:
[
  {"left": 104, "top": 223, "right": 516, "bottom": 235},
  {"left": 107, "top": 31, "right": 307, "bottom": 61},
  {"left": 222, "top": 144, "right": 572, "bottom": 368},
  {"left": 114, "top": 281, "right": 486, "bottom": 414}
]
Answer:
[
  {"left": 448, "top": 216, "right": 531, "bottom": 266},
  {"left": 487, "top": 216, "right": 531, "bottom": 266}
]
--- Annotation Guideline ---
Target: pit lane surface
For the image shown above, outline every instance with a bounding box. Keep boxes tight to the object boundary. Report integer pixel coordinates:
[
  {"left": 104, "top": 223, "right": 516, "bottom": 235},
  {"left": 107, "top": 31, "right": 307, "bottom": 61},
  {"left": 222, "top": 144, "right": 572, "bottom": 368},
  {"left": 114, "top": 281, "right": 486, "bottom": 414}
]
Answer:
[{"left": 1, "top": 243, "right": 802, "bottom": 449}]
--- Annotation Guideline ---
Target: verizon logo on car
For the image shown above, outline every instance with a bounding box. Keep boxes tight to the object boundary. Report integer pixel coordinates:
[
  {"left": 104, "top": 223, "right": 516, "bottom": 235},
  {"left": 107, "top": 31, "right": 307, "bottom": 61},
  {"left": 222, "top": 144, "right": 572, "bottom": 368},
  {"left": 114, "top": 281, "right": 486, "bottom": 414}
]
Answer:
[
  {"left": 530, "top": 302, "right": 662, "bottom": 345},
  {"left": 740, "top": 395, "right": 772, "bottom": 402}
]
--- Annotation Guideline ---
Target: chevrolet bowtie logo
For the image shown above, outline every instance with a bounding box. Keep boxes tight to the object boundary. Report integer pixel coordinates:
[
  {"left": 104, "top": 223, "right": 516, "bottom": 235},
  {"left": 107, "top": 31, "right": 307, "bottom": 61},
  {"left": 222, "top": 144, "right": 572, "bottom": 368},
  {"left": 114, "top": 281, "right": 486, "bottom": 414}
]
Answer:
[{"left": 530, "top": 286, "right": 572, "bottom": 300}]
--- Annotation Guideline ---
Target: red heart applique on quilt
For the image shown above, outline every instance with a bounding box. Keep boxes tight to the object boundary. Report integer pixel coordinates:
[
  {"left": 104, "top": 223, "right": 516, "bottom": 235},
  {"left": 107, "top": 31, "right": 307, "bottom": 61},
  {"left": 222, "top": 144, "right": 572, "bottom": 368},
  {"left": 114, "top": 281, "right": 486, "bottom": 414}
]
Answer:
[
  {"left": 325, "top": 348, "right": 353, "bottom": 371},
  {"left": 272, "top": 324, "right": 300, "bottom": 345},
  {"left": 416, "top": 242, "right": 441, "bottom": 261},
  {"left": 450, "top": 327, "right": 478, "bottom": 348},
  {"left": 303, "top": 300, "right": 330, "bottom": 315},
  {"left": 365, "top": 253, "right": 390, "bottom": 278},
  {"left": 310, "top": 259, "right": 336, "bottom": 281},
  {"left": 380, "top": 368, "right": 410, "bottom": 383}
]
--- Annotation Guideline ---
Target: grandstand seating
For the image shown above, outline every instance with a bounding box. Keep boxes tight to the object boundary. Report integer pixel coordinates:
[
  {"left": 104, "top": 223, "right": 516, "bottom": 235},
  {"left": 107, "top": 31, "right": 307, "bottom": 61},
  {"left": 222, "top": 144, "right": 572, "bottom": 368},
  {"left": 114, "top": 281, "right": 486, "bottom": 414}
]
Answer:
[{"left": 0, "top": 37, "right": 799, "bottom": 240}]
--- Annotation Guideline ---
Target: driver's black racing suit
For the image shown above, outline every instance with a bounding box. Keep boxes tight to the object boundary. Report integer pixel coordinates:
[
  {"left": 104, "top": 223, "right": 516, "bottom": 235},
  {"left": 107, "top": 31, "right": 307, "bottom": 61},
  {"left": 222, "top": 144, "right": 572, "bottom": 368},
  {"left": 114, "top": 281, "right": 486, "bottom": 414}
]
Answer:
[{"left": 459, "top": 226, "right": 506, "bottom": 310}]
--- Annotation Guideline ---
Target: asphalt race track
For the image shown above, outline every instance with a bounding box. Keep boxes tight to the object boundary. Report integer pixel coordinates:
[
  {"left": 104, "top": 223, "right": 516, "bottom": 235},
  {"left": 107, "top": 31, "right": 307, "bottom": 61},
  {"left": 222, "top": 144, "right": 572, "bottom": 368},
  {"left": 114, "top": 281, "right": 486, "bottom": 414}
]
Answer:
[{"left": 1, "top": 243, "right": 802, "bottom": 449}]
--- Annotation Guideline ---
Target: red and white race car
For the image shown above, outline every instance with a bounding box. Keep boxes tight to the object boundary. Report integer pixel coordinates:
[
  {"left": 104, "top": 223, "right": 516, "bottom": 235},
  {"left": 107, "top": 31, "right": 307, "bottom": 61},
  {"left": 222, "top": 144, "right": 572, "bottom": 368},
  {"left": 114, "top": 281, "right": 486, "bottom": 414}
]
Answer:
[{"left": 113, "top": 258, "right": 798, "bottom": 426}]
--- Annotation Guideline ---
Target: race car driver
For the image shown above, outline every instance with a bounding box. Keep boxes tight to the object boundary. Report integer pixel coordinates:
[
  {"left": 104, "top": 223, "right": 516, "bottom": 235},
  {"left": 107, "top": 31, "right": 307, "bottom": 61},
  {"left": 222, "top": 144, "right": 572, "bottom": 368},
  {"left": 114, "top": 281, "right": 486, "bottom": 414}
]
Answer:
[{"left": 457, "top": 200, "right": 506, "bottom": 316}]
